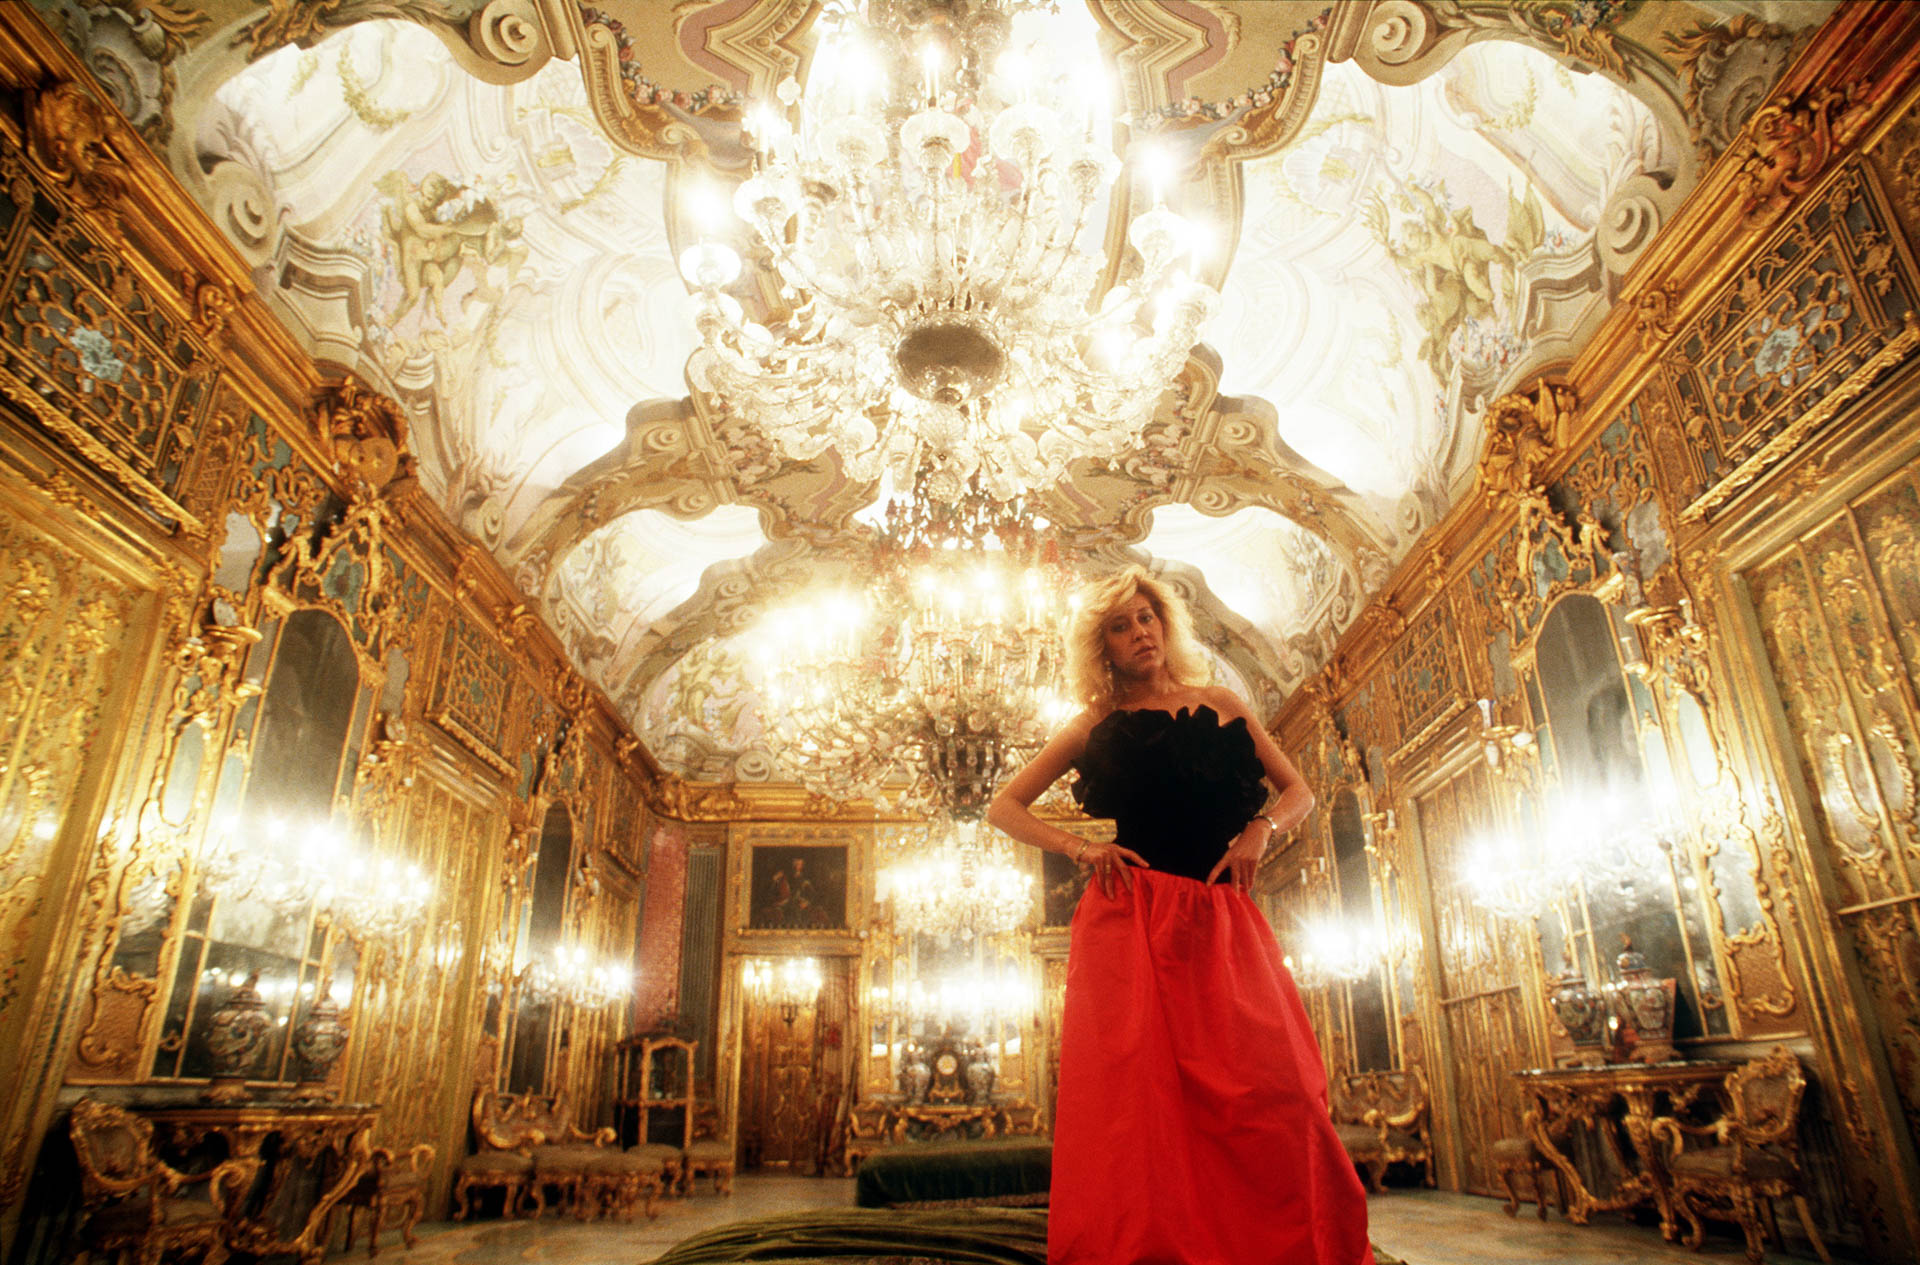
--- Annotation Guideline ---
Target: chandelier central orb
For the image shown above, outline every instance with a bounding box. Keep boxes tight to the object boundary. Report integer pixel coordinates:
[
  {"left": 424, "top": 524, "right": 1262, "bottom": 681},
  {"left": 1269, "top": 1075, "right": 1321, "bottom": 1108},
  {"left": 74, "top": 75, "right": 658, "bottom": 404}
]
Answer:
[
  {"left": 680, "top": 0, "right": 1219, "bottom": 501},
  {"left": 895, "top": 319, "right": 1005, "bottom": 404}
]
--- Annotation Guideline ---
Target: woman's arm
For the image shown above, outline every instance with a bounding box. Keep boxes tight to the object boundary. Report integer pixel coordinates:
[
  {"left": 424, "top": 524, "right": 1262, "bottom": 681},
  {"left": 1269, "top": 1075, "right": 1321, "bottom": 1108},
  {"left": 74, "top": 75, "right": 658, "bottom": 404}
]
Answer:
[
  {"left": 987, "top": 712, "right": 1148, "bottom": 896},
  {"left": 986, "top": 714, "right": 1093, "bottom": 856},
  {"left": 1203, "top": 686, "right": 1317, "bottom": 890}
]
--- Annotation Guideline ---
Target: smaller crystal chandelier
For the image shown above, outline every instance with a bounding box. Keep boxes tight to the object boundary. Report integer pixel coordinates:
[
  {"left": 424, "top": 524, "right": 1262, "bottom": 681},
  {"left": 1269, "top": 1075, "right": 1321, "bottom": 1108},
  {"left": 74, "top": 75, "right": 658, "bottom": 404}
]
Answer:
[
  {"left": 888, "top": 958, "right": 1037, "bottom": 1033},
  {"left": 877, "top": 817, "right": 1034, "bottom": 943},
  {"left": 523, "top": 942, "right": 632, "bottom": 1010},
  {"left": 743, "top": 956, "right": 825, "bottom": 1024},
  {"left": 679, "top": 0, "right": 1217, "bottom": 501},
  {"left": 197, "top": 816, "right": 433, "bottom": 944},
  {"left": 752, "top": 468, "right": 1074, "bottom": 814},
  {"left": 1288, "top": 913, "right": 1383, "bottom": 990},
  {"left": 1460, "top": 827, "right": 1559, "bottom": 922},
  {"left": 328, "top": 851, "right": 435, "bottom": 944}
]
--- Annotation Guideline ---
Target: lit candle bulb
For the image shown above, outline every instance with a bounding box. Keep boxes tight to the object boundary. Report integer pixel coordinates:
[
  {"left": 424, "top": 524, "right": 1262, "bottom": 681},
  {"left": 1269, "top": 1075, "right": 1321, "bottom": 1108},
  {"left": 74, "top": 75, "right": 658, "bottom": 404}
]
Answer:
[{"left": 920, "top": 43, "right": 942, "bottom": 106}]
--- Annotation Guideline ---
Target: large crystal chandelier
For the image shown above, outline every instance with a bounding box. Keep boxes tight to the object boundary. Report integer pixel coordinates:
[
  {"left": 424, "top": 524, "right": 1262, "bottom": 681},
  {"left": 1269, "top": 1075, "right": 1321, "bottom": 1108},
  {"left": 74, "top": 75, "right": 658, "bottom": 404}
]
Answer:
[
  {"left": 752, "top": 470, "right": 1074, "bottom": 814},
  {"left": 679, "top": 0, "right": 1218, "bottom": 501},
  {"left": 877, "top": 817, "right": 1034, "bottom": 943}
]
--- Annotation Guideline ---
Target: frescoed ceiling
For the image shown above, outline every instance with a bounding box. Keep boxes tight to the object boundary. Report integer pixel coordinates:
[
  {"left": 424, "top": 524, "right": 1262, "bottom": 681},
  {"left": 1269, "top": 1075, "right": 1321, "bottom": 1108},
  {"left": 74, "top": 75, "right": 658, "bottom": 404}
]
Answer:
[{"left": 31, "top": 0, "right": 1838, "bottom": 781}]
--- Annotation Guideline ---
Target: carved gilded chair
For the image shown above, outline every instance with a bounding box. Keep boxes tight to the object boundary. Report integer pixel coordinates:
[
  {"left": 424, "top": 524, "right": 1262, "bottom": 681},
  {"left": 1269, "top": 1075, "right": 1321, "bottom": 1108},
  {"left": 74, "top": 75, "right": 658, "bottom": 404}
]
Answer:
[
  {"left": 68, "top": 1098, "right": 250, "bottom": 1265},
  {"left": 330, "top": 1142, "right": 434, "bottom": 1256},
  {"left": 841, "top": 1101, "right": 894, "bottom": 1177},
  {"left": 1491, "top": 1134, "right": 1565, "bottom": 1220},
  {"left": 517, "top": 1088, "right": 631, "bottom": 1219},
  {"left": 680, "top": 1102, "right": 735, "bottom": 1196},
  {"left": 1653, "top": 1046, "right": 1833, "bottom": 1265},
  {"left": 1330, "top": 1069, "right": 1433, "bottom": 1192},
  {"left": 452, "top": 1090, "right": 541, "bottom": 1220}
]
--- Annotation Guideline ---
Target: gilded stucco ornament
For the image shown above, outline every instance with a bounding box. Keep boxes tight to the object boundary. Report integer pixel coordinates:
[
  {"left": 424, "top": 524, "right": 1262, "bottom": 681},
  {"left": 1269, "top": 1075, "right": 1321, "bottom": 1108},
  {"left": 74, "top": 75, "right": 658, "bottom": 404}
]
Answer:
[
  {"left": 643, "top": 769, "right": 745, "bottom": 823},
  {"left": 1731, "top": 81, "right": 1872, "bottom": 218},
  {"left": 1634, "top": 284, "right": 1680, "bottom": 352},
  {"left": 1662, "top": 14, "right": 1795, "bottom": 162},
  {"left": 1477, "top": 381, "right": 1574, "bottom": 506},
  {"left": 25, "top": 79, "right": 131, "bottom": 214},
  {"left": 181, "top": 271, "right": 239, "bottom": 346},
  {"left": 314, "top": 380, "right": 413, "bottom": 493}
]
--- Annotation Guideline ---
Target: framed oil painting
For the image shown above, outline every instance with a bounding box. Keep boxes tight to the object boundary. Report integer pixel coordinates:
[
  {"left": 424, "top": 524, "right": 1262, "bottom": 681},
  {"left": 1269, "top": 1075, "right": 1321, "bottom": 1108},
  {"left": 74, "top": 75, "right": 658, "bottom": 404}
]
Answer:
[
  {"left": 748, "top": 844, "right": 848, "bottom": 931},
  {"left": 1042, "top": 847, "right": 1091, "bottom": 928}
]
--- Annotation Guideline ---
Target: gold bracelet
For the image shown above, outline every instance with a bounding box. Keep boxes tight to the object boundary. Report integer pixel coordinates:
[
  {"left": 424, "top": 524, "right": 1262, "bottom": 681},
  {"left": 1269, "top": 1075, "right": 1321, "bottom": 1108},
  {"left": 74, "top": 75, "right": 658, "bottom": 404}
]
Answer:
[{"left": 1072, "top": 839, "right": 1090, "bottom": 864}]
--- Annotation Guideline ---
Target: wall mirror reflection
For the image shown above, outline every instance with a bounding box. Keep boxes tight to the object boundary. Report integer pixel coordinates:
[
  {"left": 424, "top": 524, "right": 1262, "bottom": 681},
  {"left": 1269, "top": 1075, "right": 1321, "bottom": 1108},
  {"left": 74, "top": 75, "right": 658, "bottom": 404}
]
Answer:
[
  {"left": 1529, "top": 593, "right": 1728, "bottom": 1052},
  {"left": 507, "top": 801, "right": 574, "bottom": 1092},
  {"left": 153, "top": 608, "right": 368, "bottom": 1082},
  {"left": 1330, "top": 787, "right": 1395, "bottom": 1072}
]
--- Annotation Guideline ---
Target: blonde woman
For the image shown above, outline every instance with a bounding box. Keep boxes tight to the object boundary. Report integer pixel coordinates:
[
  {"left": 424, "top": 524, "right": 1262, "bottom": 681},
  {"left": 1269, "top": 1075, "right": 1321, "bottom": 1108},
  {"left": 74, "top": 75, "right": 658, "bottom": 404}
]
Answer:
[{"left": 988, "top": 566, "right": 1372, "bottom": 1265}]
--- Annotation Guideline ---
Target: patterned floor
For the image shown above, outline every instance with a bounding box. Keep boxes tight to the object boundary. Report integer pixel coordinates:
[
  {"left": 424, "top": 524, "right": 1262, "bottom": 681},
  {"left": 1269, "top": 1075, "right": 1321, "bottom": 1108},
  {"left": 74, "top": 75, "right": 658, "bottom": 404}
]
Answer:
[{"left": 361, "top": 1175, "right": 1837, "bottom": 1264}]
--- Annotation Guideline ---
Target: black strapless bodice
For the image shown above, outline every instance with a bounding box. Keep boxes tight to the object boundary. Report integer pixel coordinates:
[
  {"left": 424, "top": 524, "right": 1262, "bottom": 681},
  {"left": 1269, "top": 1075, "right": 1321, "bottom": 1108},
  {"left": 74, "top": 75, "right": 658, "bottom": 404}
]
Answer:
[{"left": 1070, "top": 705, "right": 1268, "bottom": 883}]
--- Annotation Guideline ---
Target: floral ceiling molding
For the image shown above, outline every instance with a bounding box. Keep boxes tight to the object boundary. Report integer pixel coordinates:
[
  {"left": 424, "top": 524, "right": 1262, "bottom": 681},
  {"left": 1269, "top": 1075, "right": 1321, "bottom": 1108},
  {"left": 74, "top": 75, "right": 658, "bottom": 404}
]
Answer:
[{"left": 31, "top": 0, "right": 1834, "bottom": 780}]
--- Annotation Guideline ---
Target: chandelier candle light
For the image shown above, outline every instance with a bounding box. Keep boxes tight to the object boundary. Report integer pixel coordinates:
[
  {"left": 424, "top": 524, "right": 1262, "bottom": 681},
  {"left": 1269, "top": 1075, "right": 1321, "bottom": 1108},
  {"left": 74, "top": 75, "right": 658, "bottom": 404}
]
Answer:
[
  {"left": 679, "top": 0, "right": 1218, "bottom": 500},
  {"left": 744, "top": 956, "right": 825, "bottom": 1024},
  {"left": 522, "top": 941, "right": 632, "bottom": 1010},
  {"left": 197, "top": 815, "right": 433, "bottom": 945}
]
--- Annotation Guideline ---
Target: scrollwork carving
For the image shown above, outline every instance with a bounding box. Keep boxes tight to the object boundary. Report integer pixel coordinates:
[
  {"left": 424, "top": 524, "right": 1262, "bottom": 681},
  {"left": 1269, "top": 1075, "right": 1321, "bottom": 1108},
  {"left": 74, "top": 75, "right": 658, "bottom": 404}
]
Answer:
[
  {"left": 1731, "top": 82, "right": 1872, "bottom": 218},
  {"left": 1663, "top": 15, "right": 1794, "bottom": 162},
  {"left": 1635, "top": 284, "right": 1680, "bottom": 352},
  {"left": 469, "top": 0, "right": 553, "bottom": 70},
  {"left": 25, "top": 80, "right": 130, "bottom": 217},
  {"left": 181, "top": 272, "right": 239, "bottom": 346},
  {"left": 643, "top": 770, "right": 745, "bottom": 823}
]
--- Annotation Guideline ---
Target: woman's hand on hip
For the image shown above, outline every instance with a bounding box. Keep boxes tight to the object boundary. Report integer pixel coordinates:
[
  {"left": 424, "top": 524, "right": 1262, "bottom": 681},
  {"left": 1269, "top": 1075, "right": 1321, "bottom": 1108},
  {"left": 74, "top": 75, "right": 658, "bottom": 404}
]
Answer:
[
  {"left": 1206, "top": 822, "right": 1270, "bottom": 894},
  {"left": 1076, "top": 839, "right": 1149, "bottom": 898}
]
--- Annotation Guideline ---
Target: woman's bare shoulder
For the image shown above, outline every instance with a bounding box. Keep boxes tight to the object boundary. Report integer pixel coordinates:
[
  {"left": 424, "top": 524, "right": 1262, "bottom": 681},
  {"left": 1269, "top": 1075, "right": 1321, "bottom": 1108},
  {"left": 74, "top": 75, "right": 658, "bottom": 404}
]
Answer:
[{"left": 1200, "top": 685, "right": 1255, "bottom": 721}]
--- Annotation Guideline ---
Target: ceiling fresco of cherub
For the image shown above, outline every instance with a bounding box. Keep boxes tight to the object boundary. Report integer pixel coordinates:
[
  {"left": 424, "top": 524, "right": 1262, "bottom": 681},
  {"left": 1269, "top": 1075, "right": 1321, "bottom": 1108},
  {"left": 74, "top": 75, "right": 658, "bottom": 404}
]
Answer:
[{"left": 32, "top": 0, "right": 1835, "bottom": 780}]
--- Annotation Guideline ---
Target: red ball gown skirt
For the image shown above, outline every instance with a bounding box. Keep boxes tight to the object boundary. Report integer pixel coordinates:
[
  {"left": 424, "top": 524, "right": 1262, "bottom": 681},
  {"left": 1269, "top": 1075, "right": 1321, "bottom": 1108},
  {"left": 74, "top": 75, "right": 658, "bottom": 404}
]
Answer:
[{"left": 1049, "top": 868, "right": 1374, "bottom": 1265}]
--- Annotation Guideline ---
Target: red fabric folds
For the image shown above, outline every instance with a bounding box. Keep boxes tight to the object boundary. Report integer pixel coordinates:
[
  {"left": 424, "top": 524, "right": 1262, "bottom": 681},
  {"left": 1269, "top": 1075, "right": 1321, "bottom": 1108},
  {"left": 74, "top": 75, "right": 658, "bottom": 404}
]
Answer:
[{"left": 1049, "top": 868, "right": 1374, "bottom": 1265}]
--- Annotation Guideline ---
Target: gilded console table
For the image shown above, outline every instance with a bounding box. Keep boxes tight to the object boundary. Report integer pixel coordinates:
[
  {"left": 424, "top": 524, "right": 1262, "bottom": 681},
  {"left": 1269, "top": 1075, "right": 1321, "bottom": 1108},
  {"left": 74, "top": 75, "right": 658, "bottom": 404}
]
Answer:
[
  {"left": 1512, "top": 1061, "right": 1735, "bottom": 1241},
  {"left": 841, "top": 1100, "right": 1045, "bottom": 1174},
  {"left": 140, "top": 1102, "right": 377, "bottom": 1265}
]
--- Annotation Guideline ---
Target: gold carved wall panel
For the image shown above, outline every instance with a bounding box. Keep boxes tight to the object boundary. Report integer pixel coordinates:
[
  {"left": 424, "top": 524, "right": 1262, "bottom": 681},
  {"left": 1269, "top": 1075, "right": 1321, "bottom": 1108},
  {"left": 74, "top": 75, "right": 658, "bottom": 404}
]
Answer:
[
  {"left": 0, "top": 486, "right": 151, "bottom": 1207},
  {"left": 345, "top": 762, "right": 507, "bottom": 1163},
  {"left": 1748, "top": 468, "right": 1920, "bottom": 1153},
  {"left": 1410, "top": 752, "right": 1541, "bottom": 1197}
]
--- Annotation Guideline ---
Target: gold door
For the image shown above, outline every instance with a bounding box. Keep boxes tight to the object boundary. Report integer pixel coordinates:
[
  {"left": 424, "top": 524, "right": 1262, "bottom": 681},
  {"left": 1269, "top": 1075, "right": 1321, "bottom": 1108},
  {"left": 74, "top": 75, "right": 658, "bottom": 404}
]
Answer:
[{"left": 738, "top": 960, "right": 847, "bottom": 1170}]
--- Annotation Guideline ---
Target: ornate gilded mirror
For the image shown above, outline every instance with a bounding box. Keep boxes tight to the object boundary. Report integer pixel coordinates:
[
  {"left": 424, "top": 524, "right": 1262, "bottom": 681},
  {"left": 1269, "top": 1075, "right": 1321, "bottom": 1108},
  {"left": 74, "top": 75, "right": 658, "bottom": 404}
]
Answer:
[
  {"left": 1528, "top": 593, "right": 1728, "bottom": 1043},
  {"left": 507, "top": 800, "right": 574, "bottom": 1092},
  {"left": 1330, "top": 787, "right": 1394, "bottom": 1071},
  {"left": 153, "top": 608, "right": 367, "bottom": 1081}
]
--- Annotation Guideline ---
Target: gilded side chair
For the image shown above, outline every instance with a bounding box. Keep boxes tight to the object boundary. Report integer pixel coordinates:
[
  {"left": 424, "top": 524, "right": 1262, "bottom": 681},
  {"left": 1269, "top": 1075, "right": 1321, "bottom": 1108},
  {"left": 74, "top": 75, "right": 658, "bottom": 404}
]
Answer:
[
  {"left": 67, "top": 1098, "right": 250, "bottom": 1265},
  {"left": 452, "top": 1090, "right": 541, "bottom": 1220},
  {"left": 1330, "top": 1069, "right": 1434, "bottom": 1192},
  {"left": 1654, "top": 1046, "right": 1833, "bottom": 1265},
  {"left": 330, "top": 1142, "right": 434, "bottom": 1256}
]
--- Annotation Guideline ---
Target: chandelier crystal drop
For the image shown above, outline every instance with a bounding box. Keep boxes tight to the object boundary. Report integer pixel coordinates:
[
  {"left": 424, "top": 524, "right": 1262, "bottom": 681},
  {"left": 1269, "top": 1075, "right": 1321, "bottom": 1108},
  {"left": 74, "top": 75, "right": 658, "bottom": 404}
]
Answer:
[
  {"left": 680, "top": 0, "right": 1219, "bottom": 501},
  {"left": 877, "top": 817, "right": 1035, "bottom": 943}
]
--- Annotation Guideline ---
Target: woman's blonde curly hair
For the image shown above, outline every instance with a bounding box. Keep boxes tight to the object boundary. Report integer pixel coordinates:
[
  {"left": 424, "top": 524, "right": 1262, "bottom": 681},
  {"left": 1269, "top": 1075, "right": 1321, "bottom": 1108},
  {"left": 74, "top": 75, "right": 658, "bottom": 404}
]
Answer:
[{"left": 1064, "top": 565, "right": 1211, "bottom": 711}]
